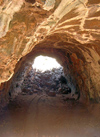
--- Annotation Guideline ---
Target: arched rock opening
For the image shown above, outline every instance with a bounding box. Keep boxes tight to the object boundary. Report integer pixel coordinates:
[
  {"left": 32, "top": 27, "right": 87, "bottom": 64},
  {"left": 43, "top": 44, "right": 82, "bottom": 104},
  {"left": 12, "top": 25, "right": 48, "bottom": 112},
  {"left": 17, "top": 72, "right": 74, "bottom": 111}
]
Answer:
[
  {"left": 9, "top": 54, "right": 80, "bottom": 101},
  {"left": 0, "top": 0, "right": 100, "bottom": 108},
  {"left": 1, "top": 40, "right": 100, "bottom": 108},
  {"left": 0, "top": 1, "right": 100, "bottom": 136},
  {"left": 7, "top": 35, "right": 99, "bottom": 103}
]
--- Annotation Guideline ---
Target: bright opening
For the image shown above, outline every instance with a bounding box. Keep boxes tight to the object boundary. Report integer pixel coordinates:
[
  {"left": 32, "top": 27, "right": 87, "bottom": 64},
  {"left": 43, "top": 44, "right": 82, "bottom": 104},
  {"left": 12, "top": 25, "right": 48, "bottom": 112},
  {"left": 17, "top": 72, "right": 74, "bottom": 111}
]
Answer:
[{"left": 32, "top": 55, "right": 62, "bottom": 72}]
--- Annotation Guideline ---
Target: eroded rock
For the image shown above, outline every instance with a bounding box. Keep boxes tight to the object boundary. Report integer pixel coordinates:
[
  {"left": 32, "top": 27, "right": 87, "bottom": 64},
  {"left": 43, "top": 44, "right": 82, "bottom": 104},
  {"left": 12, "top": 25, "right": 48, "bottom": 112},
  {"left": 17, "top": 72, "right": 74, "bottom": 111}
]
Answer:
[{"left": 0, "top": 0, "right": 100, "bottom": 105}]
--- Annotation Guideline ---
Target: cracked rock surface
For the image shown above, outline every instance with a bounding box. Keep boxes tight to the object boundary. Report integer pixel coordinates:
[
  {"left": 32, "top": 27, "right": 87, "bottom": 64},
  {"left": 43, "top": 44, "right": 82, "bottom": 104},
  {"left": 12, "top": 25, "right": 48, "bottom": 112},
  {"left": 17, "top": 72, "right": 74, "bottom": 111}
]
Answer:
[{"left": 0, "top": 0, "right": 100, "bottom": 105}]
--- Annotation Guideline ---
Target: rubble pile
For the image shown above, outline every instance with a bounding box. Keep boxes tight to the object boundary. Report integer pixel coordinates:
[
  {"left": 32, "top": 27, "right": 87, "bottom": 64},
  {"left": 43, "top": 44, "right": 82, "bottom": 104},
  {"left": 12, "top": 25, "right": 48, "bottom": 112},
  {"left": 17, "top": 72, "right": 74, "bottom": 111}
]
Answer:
[
  {"left": 21, "top": 67, "right": 80, "bottom": 100},
  {"left": 21, "top": 67, "right": 64, "bottom": 95}
]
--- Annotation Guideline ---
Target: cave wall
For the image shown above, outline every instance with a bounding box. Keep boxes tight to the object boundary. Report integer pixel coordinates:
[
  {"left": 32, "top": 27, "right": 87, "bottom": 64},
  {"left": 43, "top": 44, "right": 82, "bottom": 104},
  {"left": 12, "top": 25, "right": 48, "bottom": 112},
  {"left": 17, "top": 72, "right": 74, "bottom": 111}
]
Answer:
[
  {"left": 0, "top": 0, "right": 100, "bottom": 105},
  {"left": 8, "top": 63, "right": 32, "bottom": 99},
  {"left": 5, "top": 45, "right": 100, "bottom": 103}
]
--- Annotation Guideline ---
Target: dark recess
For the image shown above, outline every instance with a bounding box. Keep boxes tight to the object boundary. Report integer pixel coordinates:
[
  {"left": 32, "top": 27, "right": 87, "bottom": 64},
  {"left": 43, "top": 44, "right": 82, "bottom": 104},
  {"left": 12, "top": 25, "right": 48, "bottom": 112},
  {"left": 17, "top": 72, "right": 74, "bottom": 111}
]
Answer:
[{"left": 25, "top": 0, "right": 35, "bottom": 4}]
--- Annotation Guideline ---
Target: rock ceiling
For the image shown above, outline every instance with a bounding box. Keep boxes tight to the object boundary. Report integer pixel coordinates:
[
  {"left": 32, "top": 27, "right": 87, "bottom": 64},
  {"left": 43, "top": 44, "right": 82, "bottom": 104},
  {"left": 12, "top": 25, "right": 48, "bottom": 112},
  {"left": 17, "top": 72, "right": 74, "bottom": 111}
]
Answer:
[{"left": 0, "top": 0, "right": 100, "bottom": 101}]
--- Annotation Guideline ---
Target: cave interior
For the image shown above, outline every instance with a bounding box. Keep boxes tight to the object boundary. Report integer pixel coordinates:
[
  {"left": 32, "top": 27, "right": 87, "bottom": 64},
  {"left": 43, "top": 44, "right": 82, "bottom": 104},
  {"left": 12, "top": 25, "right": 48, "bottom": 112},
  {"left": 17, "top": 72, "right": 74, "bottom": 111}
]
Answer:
[{"left": 0, "top": 0, "right": 100, "bottom": 137}]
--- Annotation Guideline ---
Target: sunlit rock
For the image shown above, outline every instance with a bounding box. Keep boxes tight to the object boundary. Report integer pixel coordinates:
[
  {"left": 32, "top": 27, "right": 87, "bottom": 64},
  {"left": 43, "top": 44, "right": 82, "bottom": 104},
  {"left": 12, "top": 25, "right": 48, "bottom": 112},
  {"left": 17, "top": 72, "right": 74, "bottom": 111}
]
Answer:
[{"left": 0, "top": 0, "right": 100, "bottom": 104}]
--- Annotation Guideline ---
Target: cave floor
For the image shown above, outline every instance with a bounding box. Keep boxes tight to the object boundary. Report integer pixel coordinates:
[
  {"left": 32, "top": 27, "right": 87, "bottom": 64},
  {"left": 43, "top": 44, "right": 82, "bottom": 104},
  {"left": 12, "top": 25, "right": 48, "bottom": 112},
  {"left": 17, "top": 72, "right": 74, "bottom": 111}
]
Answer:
[{"left": 0, "top": 93, "right": 100, "bottom": 137}]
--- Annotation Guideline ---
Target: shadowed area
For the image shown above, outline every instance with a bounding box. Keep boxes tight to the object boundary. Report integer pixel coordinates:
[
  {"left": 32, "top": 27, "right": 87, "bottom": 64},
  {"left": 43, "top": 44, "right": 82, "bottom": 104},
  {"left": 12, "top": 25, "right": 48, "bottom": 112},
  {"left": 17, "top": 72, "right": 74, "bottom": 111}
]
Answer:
[
  {"left": 0, "top": 93, "right": 100, "bottom": 137},
  {"left": 25, "top": 0, "right": 36, "bottom": 4}
]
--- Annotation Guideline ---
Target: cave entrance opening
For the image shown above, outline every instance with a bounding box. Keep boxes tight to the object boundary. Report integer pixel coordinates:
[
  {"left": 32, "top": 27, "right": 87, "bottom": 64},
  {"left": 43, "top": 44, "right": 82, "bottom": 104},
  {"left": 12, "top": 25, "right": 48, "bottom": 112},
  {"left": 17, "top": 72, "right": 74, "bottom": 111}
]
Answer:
[
  {"left": 22, "top": 55, "right": 68, "bottom": 96},
  {"left": 21, "top": 55, "right": 72, "bottom": 97},
  {"left": 32, "top": 55, "right": 62, "bottom": 72},
  {"left": 9, "top": 55, "right": 79, "bottom": 100}
]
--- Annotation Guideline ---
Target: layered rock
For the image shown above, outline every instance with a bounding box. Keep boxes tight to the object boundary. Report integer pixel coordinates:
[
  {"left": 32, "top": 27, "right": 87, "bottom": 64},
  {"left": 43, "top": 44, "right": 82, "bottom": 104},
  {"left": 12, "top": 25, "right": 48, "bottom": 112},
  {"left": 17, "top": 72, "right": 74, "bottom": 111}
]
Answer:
[{"left": 0, "top": 0, "right": 100, "bottom": 104}]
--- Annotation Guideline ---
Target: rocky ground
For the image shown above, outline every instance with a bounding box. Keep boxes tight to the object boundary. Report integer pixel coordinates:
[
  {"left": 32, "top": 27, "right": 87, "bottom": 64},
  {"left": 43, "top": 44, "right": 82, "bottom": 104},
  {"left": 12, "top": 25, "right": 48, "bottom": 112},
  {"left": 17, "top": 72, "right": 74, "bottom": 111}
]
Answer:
[{"left": 0, "top": 92, "right": 100, "bottom": 137}]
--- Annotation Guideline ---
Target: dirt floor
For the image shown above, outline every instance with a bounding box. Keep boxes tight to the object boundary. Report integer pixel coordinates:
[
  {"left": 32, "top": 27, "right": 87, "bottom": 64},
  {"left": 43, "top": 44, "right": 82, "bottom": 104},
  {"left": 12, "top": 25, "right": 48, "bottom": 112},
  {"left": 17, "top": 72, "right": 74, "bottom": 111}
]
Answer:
[{"left": 0, "top": 92, "right": 100, "bottom": 137}]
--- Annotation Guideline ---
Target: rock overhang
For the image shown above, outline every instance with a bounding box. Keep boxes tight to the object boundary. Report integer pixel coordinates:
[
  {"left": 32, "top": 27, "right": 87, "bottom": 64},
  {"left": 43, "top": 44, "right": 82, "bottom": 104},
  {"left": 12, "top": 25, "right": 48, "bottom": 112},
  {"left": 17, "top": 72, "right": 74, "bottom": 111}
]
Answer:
[{"left": 0, "top": 0, "right": 100, "bottom": 102}]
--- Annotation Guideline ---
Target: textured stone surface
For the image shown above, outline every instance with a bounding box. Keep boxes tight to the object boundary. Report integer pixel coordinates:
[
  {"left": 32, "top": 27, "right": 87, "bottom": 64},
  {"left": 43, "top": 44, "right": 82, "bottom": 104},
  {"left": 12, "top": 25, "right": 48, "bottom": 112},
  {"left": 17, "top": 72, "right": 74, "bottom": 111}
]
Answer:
[
  {"left": 9, "top": 66, "right": 79, "bottom": 99},
  {"left": 0, "top": 0, "right": 100, "bottom": 103}
]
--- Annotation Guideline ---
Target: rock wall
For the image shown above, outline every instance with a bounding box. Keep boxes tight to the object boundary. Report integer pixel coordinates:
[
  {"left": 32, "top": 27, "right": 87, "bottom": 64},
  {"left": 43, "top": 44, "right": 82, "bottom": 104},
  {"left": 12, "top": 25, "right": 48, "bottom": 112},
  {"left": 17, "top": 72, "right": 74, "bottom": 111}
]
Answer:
[{"left": 0, "top": 0, "right": 100, "bottom": 104}]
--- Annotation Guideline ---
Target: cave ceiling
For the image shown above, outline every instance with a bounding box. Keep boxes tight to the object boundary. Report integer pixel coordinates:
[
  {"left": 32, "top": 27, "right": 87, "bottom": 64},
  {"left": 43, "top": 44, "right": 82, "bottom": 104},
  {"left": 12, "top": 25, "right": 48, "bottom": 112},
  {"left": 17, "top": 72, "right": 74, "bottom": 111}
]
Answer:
[{"left": 0, "top": 0, "right": 100, "bottom": 84}]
